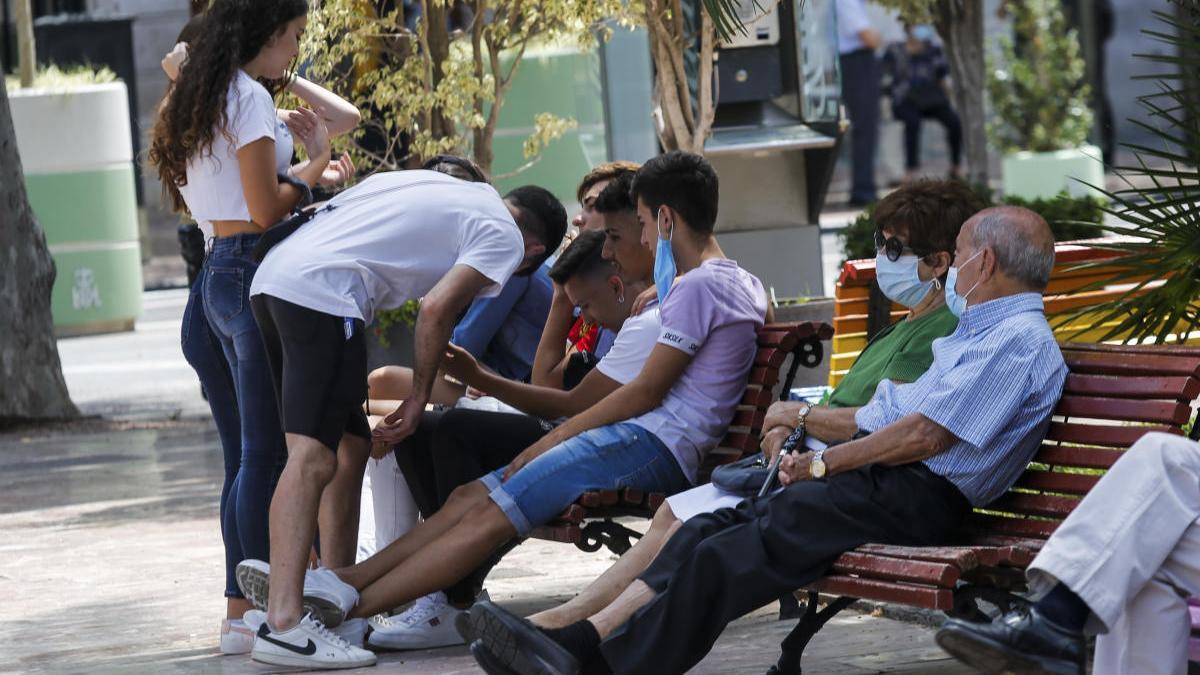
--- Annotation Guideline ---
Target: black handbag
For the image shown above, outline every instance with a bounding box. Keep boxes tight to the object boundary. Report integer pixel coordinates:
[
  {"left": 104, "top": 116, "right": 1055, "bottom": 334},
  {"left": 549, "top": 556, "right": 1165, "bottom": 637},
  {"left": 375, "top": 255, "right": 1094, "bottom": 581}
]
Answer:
[
  {"left": 711, "top": 427, "right": 807, "bottom": 497},
  {"left": 710, "top": 452, "right": 773, "bottom": 496}
]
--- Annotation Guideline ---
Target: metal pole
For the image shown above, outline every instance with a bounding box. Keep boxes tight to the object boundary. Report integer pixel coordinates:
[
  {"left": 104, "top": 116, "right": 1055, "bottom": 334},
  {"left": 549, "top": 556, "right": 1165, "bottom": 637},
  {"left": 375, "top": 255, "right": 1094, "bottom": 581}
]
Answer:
[{"left": 14, "top": 0, "right": 33, "bottom": 87}]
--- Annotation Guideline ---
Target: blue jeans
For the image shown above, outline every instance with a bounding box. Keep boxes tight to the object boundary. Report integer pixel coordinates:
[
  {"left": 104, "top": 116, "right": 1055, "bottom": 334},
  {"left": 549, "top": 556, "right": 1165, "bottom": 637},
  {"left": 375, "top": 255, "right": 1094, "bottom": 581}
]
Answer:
[
  {"left": 201, "top": 233, "right": 286, "bottom": 598},
  {"left": 481, "top": 422, "right": 690, "bottom": 536}
]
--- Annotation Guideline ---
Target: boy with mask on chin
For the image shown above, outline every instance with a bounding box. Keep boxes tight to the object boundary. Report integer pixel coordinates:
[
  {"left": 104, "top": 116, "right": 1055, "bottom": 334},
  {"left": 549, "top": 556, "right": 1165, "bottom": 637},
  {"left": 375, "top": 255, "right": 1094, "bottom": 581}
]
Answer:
[{"left": 234, "top": 150, "right": 770, "bottom": 633}]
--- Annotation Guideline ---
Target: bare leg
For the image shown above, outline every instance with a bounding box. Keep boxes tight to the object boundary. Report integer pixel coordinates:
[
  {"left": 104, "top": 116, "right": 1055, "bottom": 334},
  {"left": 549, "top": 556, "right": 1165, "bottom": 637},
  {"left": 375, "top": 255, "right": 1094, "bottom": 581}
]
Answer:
[
  {"left": 367, "top": 366, "right": 465, "bottom": 407},
  {"left": 530, "top": 503, "right": 683, "bottom": 628},
  {"left": 349, "top": 498, "right": 517, "bottom": 618},
  {"left": 227, "top": 597, "right": 254, "bottom": 620},
  {"left": 335, "top": 480, "right": 492, "bottom": 590},
  {"left": 588, "top": 579, "right": 657, "bottom": 639},
  {"left": 316, "top": 433, "right": 371, "bottom": 568},
  {"left": 266, "top": 433, "right": 338, "bottom": 631}
]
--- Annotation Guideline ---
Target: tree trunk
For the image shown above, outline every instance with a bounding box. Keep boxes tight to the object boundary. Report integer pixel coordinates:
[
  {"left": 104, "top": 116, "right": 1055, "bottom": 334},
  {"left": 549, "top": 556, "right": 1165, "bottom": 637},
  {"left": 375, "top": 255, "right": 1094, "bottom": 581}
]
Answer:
[
  {"left": 0, "top": 78, "right": 79, "bottom": 424},
  {"left": 935, "top": 0, "right": 988, "bottom": 185},
  {"left": 15, "top": 0, "right": 36, "bottom": 88},
  {"left": 425, "top": 5, "right": 457, "bottom": 147}
]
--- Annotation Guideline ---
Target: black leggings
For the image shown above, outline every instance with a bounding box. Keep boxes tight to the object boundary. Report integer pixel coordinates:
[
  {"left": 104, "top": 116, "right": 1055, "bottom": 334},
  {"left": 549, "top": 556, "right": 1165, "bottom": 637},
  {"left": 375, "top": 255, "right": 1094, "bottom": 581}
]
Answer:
[{"left": 393, "top": 407, "right": 553, "bottom": 604}]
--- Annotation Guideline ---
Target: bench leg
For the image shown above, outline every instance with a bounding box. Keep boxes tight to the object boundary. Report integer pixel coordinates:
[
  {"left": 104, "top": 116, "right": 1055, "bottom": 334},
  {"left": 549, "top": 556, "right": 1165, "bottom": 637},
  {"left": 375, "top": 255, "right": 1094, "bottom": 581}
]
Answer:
[
  {"left": 778, "top": 592, "right": 803, "bottom": 620},
  {"left": 950, "top": 585, "right": 1030, "bottom": 623},
  {"left": 576, "top": 518, "right": 642, "bottom": 556},
  {"left": 766, "top": 593, "right": 857, "bottom": 675}
]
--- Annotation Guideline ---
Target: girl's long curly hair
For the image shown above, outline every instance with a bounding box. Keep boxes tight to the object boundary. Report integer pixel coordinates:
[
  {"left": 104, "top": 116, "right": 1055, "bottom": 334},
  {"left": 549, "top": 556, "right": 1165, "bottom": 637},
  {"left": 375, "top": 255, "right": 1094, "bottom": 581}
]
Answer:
[{"left": 149, "top": 0, "right": 308, "bottom": 213}]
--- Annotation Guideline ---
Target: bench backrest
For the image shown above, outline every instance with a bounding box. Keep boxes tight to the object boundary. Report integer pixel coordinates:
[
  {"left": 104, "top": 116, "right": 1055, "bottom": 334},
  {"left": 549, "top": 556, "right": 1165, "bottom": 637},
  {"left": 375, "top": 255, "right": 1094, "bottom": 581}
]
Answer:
[
  {"left": 697, "top": 321, "right": 834, "bottom": 482},
  {"left": 829, "top": 239, "right": 1191, "bottom": 387},
  {"left": 966, "top": 342, "right": 1200, "bottom": 543}
]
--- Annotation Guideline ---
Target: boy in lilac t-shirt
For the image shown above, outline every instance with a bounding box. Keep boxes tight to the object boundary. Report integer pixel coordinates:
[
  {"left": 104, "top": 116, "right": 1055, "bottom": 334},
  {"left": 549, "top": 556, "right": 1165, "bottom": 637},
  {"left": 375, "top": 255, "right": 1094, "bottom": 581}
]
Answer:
[{"left": 628, "top": 259, "right": 767, "bottom": 483}]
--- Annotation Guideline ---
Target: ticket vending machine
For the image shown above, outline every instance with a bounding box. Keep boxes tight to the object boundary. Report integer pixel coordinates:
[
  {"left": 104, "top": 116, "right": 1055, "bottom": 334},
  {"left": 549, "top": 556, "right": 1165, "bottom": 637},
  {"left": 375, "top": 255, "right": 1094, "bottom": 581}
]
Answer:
[
  {"left": 705, "top": 0, "right": 843, "bottom": 300},
  {"left": 599, "top": 0, "right": 844, "bottom": 300}
]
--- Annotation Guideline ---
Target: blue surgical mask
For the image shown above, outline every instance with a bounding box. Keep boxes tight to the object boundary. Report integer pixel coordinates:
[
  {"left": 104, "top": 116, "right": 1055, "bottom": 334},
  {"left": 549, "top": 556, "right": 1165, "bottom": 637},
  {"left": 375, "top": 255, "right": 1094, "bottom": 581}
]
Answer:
[
  {"left": 912, "top": 24, "right": 935, "bottom": 42},
  {"left": 875, "top": 253, "right": 935, "bottom": 308},
  {"left": 945, "top": 250, "right": 983, "bottom": 317},
  {"left": 653, "top": 209, "right": 676, "bottom": 306}
]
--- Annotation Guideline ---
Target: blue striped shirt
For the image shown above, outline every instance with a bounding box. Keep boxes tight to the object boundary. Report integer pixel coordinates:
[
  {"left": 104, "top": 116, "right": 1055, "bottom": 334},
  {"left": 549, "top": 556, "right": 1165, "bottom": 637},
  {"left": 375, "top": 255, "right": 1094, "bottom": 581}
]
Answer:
[{"left": 854, "top": 292, "right": 1067, "bottom": 506}]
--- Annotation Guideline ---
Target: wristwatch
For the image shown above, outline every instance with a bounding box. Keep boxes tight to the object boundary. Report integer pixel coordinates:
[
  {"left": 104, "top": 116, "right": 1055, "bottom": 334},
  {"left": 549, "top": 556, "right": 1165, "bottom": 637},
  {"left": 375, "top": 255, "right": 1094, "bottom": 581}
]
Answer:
[
  {"left": 795, "top": 401, "right": 813, "bottom": 431},
  {"left": 809, "top": 447, "right": 827, "bottom": 479}
]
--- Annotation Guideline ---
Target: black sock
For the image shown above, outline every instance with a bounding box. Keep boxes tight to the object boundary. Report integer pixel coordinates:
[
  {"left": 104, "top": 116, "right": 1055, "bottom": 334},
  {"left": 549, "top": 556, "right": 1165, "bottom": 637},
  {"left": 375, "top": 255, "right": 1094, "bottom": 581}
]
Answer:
[
  {"left": 1035, "top": 583, "right": 1090, "bottom": 633},
  {"left": 540, "top": 620, "right": 603, "bottom": 664}
]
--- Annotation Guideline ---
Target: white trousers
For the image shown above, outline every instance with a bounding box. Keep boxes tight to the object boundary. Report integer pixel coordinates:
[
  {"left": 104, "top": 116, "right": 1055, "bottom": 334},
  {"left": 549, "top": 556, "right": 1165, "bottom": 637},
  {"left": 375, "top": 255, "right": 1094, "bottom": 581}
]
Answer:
[
  {"left": 356, "top": 453, "right": 420, "bottom": 562},
  {"left": 1027, "top": 432, "right": 1200, "bottom": 675}
]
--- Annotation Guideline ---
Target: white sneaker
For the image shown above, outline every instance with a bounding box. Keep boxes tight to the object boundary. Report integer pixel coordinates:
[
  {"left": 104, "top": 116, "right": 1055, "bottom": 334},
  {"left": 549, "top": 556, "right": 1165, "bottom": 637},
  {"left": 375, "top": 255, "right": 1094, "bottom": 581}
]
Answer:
[
  {"left": 333, "top": 617, "right": 368, "bottom": 648},
  {"left": 251, "top": 613, "right": 377, "bottom": 669},
  {"left": 367, "top": 590, "right": 487, "bottom": 650},
  {"left": 236, "top": 560, "right": 360, "bottom": 627},
  {"left": 242, "top": 609, "right": 267, "bottom": 633},
  {"left": 219, "top": 617, "right": 255, "bottom": 655}
]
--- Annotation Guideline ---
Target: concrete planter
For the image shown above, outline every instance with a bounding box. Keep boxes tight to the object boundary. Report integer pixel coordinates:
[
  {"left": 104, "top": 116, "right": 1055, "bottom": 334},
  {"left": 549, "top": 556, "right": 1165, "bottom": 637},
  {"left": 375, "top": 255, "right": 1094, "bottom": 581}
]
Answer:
[
  {"left": 1001, "top": 144, "right": 1105, "bottom": 200},
  {"left": 366, "top": 322, "right": 416, "bottom": 373},
  {"left": 10, "top": 82, "right": 143, "bottom": 336}
]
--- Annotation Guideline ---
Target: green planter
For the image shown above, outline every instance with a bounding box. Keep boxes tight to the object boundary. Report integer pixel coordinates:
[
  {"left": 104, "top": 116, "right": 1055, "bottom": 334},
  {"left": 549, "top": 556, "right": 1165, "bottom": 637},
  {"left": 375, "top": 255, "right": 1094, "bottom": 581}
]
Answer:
[
  {"left": 10, "top": 81, "right": 143, "bottom": 336},
  {"left": 1001, "top": 144, "right": 1105, "bottom": 201},
  {"left": 490, "top": 46, "right": 606, "bottom": 204}
]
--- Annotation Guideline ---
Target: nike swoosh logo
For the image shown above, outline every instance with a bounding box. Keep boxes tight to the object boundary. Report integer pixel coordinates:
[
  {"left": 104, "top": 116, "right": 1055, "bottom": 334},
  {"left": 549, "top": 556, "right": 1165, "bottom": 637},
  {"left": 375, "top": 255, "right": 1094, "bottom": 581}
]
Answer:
[{"left": 258, "top": 624, "right": 318, "bottom": 655}]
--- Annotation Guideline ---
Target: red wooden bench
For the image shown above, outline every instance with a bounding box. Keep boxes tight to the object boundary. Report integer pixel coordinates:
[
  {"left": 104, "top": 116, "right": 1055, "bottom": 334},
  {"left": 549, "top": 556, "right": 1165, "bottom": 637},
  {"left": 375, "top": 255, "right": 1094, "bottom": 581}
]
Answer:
[
  {"left": 530, "top": 321, "right": 834, "bottom": 555},
  {"left": 768, "top": 341, "right": 1200, "bottom": 675}
]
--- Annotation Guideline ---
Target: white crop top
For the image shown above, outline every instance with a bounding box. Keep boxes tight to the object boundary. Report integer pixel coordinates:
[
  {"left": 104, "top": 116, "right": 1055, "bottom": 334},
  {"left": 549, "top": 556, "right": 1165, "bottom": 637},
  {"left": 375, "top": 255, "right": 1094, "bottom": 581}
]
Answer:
[{"left": 178, "top": 69, "right": 294, "bottom": 237}]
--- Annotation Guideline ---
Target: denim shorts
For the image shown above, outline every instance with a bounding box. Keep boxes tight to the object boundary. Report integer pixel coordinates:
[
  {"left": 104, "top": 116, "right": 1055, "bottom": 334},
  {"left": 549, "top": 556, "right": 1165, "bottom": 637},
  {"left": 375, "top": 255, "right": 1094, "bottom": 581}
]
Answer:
[{"left": 481, "top": 422, "right": 690, "bottom": 536}]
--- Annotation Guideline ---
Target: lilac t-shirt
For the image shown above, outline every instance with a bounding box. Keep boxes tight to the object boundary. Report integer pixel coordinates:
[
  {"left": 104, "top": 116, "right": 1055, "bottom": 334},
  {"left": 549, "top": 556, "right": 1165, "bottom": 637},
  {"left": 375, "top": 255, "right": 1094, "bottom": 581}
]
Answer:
[{"left": 629, "top": 259, "right": 768, "bottom": 483}]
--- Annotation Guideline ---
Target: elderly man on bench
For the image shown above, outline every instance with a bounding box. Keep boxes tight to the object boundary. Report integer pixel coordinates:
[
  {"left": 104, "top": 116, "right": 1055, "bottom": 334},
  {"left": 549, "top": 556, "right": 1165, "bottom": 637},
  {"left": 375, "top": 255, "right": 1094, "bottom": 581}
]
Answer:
[
  {"left": 938, "top": 431, "right": 1200, "bottom": 675},
  {"left": 464, "top": 205, "right": 1069, "bottom": 675}
]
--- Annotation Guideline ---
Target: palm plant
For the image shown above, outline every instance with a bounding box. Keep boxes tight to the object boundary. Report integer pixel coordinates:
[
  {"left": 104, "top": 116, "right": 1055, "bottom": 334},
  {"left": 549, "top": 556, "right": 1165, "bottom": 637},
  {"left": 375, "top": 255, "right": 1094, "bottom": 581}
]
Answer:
[{"left": 1056, "top": 3, "right": 1200, "bottom": 344}]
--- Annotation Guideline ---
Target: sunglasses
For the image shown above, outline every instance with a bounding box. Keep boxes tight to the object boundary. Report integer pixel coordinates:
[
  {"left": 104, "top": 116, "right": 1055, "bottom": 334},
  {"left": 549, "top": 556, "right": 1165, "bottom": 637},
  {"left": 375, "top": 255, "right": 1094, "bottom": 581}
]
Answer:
[{"left": 874, "top": 231, "right": 929, "bottom": 262}]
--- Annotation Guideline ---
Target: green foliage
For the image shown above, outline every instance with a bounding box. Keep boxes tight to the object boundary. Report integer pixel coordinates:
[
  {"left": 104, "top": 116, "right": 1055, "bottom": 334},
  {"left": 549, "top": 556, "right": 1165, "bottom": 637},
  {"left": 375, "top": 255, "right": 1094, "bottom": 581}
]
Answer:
[
  {"left": 302, "top": 1, "right": 624, "bottom": 173},
  {"left": 372, "top": 300, "right": 421, "bottom": 348},
  {"left": 839, "top": 203, "right": 880, "bottom": 266},
  {"left": 1053, "top": 5, "right": 1200, "bottom": 344},
  {"left": 838, "top": 187, "right": 1105, "bottom": 267},
  {"left": 1001, "top": 192, "right": 1105, "bottom": 241},
  {"left": 986, "top": 0, "right": 1093, "bottom": 153},
  {"left": 5, "top": 63, "right": 117, "bottom": 91}
]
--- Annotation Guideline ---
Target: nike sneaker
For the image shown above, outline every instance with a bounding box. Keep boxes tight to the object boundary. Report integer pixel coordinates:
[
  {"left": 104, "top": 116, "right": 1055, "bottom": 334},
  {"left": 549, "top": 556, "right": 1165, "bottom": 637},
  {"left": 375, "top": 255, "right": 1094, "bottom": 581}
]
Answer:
[{"left": 251, "top": 613, "right": 377, "bottom": 669}]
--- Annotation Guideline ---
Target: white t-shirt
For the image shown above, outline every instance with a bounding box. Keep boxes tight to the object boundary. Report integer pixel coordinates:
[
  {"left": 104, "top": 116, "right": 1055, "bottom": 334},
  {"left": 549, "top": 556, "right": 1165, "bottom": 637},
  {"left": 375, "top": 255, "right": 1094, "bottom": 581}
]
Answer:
[
  {"left": 178, "top": 70, "right": 294, "bottom": 237},
  {"left": 595, "top": 305, "right": 660, "bottom": 385},
  {"left": 835, "top": 0, "right": 873, "bottom": 54},
  {"left": 250, "top": 170, "right": 525, "bottom": 324}
]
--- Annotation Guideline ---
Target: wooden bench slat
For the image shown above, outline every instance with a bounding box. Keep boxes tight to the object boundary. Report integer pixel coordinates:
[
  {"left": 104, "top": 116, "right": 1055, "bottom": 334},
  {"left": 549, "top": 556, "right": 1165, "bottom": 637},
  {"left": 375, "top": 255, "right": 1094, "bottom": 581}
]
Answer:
[
  {"left": 745, "top": 367, "right": 781, "bottom": 389},
  {"left": 739, "top": 388, "right": 774, "bottom": 409},
  {"left": 730, "top": 409, "right": 766, "bottom": 430},
  {"left": 966, "top": 514, "right": 1059, "bottom": 540},
  {"left": 853, "top": 543, "right": 983, "bottom": 568},
  {"left": 1064, "top": 373, "right": 1200, "bottom": 400},
  {"left": 1045, "top": 421, "right": 1180, "bottom": 447},
  {"left": 831, "top": 551, "right": 962, "bottom": 587},
  {"left": 989, "top": 492, "right": 1080, "bottom": 519},
  {"left": 1055, "top": 395, "right": 1193, "bottom": 425},
  {"left": 1033, "top": 444, "right": 1123, "bottom": 469},
  {"left": 806, "top": 575, "right": 955, "bottom": 610},
  {"left": 530, "top": 524, "right": 580, "bottom": 543},
  {"left": 1013, "top": 470, "right": 1100, "bottom": 495},
  {"left": 1061, "top": 350, "right": 1200, "bottom": 378}
]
